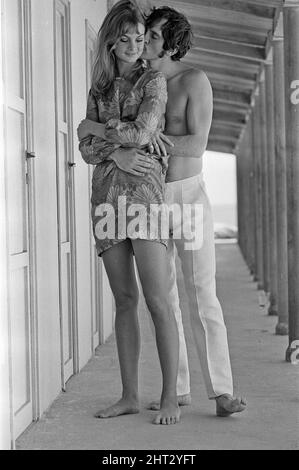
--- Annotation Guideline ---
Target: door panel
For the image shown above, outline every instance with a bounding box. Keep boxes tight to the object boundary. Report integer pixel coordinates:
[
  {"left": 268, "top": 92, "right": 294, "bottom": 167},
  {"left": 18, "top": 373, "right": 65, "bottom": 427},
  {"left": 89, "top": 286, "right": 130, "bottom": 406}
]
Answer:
[
  {"left": 6, "top": 108, "right": 27, "bottom": 254},
  {"left": 10, "top": 266, "right": 30, "bottom": 413},
  {"left": 5, "top": 0, "right": 24, "bottom": 99}
]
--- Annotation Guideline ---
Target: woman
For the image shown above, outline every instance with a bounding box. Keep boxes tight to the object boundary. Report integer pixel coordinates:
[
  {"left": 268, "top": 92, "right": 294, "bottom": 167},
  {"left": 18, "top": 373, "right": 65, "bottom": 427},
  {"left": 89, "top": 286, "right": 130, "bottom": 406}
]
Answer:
[{"left": 78, "top": 0, "right": 180, "bottom": 425}]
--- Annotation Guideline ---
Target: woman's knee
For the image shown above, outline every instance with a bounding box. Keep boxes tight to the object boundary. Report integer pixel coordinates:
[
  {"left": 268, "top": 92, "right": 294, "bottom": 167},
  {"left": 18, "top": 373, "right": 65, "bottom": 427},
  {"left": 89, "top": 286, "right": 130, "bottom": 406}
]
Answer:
[
  {"left": 145, "top": 294, "right": 170, "bottom": 320},
  {"left": 115, "top": 288, "right": 139, "bottom": 312}
]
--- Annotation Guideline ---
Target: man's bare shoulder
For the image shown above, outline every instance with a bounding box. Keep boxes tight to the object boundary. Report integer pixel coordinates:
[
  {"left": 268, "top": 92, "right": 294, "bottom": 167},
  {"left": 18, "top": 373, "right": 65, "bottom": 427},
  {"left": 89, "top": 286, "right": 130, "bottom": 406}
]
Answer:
[{"left": 180, "top": 68, "right": 212, "bottom": 94}]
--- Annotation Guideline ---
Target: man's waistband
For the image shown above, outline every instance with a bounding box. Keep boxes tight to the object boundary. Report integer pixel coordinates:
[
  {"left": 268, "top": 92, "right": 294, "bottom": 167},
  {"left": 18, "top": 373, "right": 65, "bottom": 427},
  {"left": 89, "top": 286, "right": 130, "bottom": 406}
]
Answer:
[{"left": 166, "top": 172, "right": 204, "bottom": 187}]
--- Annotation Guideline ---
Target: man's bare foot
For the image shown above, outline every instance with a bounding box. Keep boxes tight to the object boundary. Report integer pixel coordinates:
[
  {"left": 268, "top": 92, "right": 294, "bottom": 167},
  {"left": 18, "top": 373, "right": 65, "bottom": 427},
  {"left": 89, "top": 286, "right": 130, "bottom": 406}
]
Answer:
[
  {"left": 94, "top": 397, "right": 140, "bottom": 419},
  {"left": 152, "top": 398, "right": 181, "bottom": 425},
  {"left": 147, "top": 393, "right": 191, "bottom": 411},
  {"left": 216, "top": 394, "right": 247, "bottom": 417}
]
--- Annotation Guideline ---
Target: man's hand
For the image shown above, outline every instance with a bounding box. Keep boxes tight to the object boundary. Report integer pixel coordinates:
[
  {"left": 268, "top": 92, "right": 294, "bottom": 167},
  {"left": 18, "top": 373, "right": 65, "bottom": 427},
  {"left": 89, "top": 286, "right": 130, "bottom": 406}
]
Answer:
[
  {"left": 148, "top": 132, "right": 174, "bottom": 156},
  {"left": 110, "top": 148, "right": 154, "bottom": 176}
]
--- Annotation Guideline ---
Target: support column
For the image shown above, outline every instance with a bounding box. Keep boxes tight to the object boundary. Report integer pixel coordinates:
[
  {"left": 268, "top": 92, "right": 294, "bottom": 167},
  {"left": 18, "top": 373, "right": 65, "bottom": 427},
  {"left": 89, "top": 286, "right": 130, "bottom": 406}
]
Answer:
[
  {"left": 265, "top": 52, "right": 278, "bottom": 316},
  {"left": 259, "top": 73, "right": 271, "bottom": 294},
  {"left": 237, "top": 123, "right": 254, "bottom": 273},
  {"left": 236, "top": 133, "right": 246, "bottom": 261},
  {"left": 246, "top": 116, "right": 256, "bottom": 275},
  {"left": 283, "top": 1, "right": 299, "bottom": 361},
  {"left": 252, "top": 90, "right": 264, "bottom": 289},
  {"left": 236, "top": 147, "right": 243, "bottom": 254},
  {"left": 273, "top": 19, "right": 289, "bottom": 335}
]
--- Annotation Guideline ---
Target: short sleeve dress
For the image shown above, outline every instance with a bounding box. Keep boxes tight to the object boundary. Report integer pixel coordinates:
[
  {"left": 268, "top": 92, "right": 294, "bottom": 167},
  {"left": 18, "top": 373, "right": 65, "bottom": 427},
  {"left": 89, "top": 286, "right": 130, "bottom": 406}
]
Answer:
[{"left": 79, "top": 66, "right": 169, "bottom": 256}]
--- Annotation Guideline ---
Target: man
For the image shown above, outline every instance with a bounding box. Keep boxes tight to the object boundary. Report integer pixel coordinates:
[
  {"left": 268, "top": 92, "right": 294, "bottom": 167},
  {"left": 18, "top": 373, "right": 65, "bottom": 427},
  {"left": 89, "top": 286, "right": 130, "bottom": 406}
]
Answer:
[{"left": 108, "top": 6, "right": 246, "bottom": 417}]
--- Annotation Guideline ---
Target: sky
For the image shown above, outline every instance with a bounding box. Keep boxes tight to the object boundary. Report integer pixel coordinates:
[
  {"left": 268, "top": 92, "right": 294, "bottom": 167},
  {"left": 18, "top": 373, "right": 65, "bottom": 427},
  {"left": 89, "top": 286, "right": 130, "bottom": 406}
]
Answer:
[{"left": 203, "top": 151, "right": 237, "bottom": 226}]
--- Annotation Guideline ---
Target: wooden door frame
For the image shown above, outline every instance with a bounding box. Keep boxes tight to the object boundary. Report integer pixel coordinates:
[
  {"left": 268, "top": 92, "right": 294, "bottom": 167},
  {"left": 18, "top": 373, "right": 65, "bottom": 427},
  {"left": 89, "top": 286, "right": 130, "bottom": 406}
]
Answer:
[
  {"left": 85, "top": 19, "right": 104, "bottom": 353},
  {"left": 53, "top": 0, "right": 78, "bottom": 390}
]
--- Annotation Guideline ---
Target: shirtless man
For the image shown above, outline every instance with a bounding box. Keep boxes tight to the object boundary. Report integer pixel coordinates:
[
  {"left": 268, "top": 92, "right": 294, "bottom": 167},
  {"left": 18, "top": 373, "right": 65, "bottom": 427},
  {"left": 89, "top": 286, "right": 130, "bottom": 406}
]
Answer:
[
  {"left": 141, "top": 7, "right": 246, "bottom": 417},
  {"left": 84, "top": 6, "right": 246, "bottom": 419},
  {"left": 108, "top": 6, "right": 245, "bottom": 417}
]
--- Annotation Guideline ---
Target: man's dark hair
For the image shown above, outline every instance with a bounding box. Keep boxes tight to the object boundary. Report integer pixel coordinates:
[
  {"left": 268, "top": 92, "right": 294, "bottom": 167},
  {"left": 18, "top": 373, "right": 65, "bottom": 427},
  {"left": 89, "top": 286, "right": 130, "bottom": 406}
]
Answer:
[{"left": 146, "top": 6, "right": 193, "bottom": 61}]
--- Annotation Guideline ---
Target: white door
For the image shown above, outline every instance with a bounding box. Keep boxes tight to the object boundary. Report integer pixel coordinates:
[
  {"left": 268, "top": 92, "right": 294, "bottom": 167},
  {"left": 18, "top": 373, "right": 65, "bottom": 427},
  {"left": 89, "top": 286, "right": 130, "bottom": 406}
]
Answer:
[
  {"left": 54, "top": 0, "right": 78, "bottom": 387},
  {"left": 2, "top": 0, "right": 39, "bottom": 439}
]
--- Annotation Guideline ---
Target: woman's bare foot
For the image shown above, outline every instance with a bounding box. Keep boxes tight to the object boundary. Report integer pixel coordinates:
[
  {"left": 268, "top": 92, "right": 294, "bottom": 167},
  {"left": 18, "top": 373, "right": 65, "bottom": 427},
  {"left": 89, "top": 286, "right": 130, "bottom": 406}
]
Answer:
[
  {"left": 94, "top": 397, "right": 140, "bottom": 419},
  {"left": 147, "top": 393, "right": 191, "bottom": 411},
  {"left": 216, "top": 394, "right": 247, "bottom": 417},
  {"left": 152, "top": 398, "right": 181, "bottom": 425}
]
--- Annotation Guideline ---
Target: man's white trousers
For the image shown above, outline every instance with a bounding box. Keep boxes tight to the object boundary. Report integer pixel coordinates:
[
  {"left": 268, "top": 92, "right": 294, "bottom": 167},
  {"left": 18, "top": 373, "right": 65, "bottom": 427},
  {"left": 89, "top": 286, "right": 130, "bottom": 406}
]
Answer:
[{"left": 165, "top": 173, "right": 233, "bottom": 398}]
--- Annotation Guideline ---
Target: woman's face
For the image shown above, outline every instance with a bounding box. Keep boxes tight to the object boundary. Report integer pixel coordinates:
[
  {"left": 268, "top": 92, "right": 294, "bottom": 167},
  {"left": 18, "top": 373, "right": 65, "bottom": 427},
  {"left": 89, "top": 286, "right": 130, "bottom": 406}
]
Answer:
[{"left": 113, "top": 23, "right": 145, "bottom": 64}]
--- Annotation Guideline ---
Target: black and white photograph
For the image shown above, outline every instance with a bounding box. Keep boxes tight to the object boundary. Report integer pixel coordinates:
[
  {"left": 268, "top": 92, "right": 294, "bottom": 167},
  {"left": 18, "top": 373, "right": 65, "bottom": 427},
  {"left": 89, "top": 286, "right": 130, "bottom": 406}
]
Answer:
[{"left": 0, "top": 0, "right": 298, "bottom": 452}]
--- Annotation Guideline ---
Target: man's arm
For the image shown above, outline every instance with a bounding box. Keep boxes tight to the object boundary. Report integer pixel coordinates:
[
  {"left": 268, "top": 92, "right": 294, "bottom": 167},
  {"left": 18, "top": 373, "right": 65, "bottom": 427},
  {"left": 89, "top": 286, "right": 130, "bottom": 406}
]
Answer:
[{"left": 166, "top": 70, "right": 213, "bottom": 159}]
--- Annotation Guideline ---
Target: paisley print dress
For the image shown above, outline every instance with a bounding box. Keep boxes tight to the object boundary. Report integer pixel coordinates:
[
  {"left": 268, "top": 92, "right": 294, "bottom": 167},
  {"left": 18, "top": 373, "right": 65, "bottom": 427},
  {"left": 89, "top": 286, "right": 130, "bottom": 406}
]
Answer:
[{"left": 79, "top": 68, "right": 169, "bottom": 256}]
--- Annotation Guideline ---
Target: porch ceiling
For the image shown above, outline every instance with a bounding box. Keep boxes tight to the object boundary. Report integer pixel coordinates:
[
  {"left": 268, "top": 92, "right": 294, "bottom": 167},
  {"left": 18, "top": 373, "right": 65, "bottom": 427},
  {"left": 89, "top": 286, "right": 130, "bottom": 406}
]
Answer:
[{"left": 153, "top": 0, "right": 284, "bottom": 154}]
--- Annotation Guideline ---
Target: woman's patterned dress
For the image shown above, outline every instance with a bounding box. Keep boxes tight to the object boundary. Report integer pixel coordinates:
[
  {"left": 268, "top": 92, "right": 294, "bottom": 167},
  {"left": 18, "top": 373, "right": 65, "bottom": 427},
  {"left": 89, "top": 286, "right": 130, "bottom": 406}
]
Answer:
[{"left": 79, "top": 67, "right": 169, "bottom": 256}]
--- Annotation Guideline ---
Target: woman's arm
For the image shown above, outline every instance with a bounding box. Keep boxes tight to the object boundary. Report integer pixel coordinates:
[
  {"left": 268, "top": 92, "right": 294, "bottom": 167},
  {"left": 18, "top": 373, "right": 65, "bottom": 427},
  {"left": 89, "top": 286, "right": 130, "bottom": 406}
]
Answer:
[
  {"left": 104, "top": 72, "right": 167, "bottom": 147},
  {"left": 79, "top": 91, "right": 121, "bottom": 165},
  {"left": 77, "top": 119, "right": 105, "bottom": 141}
]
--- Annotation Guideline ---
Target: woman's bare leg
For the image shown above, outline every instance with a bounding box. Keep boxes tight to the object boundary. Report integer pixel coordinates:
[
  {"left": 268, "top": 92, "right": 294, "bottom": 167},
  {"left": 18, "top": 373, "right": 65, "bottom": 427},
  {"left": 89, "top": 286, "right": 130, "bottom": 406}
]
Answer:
[
  {"left": 132, "top": 240, "right": 180, "bottom": 425},
  {"left": 95, "top": 240, "right": 140, "bottom": 418}
]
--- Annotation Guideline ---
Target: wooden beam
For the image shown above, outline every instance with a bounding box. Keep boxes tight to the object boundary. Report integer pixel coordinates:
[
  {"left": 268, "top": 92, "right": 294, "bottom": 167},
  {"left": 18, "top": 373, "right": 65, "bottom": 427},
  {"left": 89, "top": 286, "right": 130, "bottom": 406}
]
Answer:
[
  {"left": 210, "top": 126, "right": 240, "bottom": 139},
  {"left": 265, "top": 5, "right": 282, "bottom": 57},
  {"left": 210, "top": 80, "right": 255, "bottom": 94},
  {"left": 192, "top": 36, "right": 265, "bottom": 61},
  {"left": 189, "top": 21, "right": 266, "bottom": 47},
  {"left": 209, "top": 134, "right": 237, "bottom": 144},
  {"left": 212, "top": 109, "right": 247, "bottom": 123},
  {"left": 154, "top": 1, "right": 273, "bottom": 30},
  {"left": 182, "top": 61, "right": 257, "bottom": 88},
  {"left": 212, "top": 119, "right": 244, "bottom": 130},
  {"left": 207, "top": 72, "right": 256, "bottom": 89},
  {"left": 172, "top": 0, "right": 276, "bottom": 19},
  {"left": 224, "top": 0, "right": 283, "bottom": 7},
  {"left": 185, "top": 50, "right": 261, "bottom": 73},
  {"left": 213, "top": 89, "right": 251, "bottom": 106},
  {"left": 192, "top": 63, "right": 257, "bottom": 81},
  {"left": 206, "top": 142, "right": 234, "bottom": 153},
  {"left": 284, "top": 3, "right": 299, "bottom": 359},
  {"left": 213, "top": 103, "right": 248, "bottom": 115},
  {"left": 272, "top": 35, "right": 289, "bottom": 334},
  {"left": 190, "top": 16, "right": 273, "bottom": 35}
]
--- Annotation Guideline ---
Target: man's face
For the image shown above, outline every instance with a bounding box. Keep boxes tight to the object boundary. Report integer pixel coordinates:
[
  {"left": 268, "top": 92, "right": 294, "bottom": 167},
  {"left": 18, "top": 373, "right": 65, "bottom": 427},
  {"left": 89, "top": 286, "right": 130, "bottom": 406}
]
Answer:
[{"left": 142, "top": 18, "right": 167, "bottom": 61}]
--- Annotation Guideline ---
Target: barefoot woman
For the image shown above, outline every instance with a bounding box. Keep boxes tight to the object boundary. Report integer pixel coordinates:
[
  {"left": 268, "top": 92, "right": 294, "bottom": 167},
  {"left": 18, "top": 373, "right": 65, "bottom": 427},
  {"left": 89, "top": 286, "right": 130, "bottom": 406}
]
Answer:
[{"left": 78, "top": 0, "right": 180, "bottom": 425}]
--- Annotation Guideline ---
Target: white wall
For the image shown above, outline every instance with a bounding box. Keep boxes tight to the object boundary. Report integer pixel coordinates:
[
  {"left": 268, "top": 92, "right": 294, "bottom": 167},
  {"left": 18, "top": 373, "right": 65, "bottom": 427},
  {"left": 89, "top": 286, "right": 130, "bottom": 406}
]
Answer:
[
  {"left": 70, "top": 0, "right": 108, "bottom": 370},
  {"left": 203, "top": 151, "right": 237, "bottom": 226}
]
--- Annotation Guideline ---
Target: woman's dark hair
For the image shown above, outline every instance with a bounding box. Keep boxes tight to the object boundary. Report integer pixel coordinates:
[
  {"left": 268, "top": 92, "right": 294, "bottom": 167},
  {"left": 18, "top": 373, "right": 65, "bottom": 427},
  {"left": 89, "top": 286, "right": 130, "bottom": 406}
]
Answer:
[{"left": 146, "top": 6, "right": 193, "bottom": 61}]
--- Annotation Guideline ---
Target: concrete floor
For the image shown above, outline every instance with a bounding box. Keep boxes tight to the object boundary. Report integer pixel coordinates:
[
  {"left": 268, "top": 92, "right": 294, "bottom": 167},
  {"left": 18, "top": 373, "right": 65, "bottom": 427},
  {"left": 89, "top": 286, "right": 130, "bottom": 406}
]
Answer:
[{"left": 17, "top": 243, "right": 299, "bottom": 450}]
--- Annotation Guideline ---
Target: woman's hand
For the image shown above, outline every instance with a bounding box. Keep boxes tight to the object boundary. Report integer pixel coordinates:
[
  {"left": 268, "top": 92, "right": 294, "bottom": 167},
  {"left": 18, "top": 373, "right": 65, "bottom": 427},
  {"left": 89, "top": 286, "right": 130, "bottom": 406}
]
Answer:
[
  {"left": 77, "top": 119, "right": 95, "bottom": 140},
  {"left": 148, "top": 132, "right": 174, "bottom": 156},
  {"left": 77, "top": 119, "right": 105, "bottom": 141}
]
